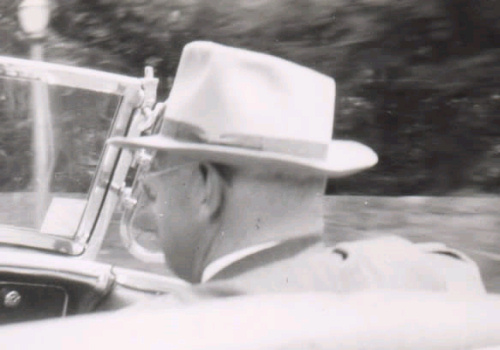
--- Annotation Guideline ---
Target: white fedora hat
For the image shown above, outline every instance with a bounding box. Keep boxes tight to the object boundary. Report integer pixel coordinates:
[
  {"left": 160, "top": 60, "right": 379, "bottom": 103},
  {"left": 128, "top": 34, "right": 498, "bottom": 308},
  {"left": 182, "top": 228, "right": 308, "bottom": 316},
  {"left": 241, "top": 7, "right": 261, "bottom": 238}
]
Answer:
[{"left": 108, "top": 41, "right": 377, "bottom": 177}]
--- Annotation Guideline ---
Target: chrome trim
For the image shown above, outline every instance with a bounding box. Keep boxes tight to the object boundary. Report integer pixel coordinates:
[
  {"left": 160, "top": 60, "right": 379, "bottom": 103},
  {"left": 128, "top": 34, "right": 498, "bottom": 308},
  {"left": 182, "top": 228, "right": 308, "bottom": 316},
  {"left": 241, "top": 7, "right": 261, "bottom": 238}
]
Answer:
[
  {"left": 112, "top": 266, "right": 190, "bottom": 294},
  {"left": 0, "top": 249, "right": 114, "bottom": 293},
  {"left": 80, "top": 104, "right": 143, "bottom": 259},
  {"left": 0, "top": 225, "right": 83, "bottom": 255},
  {"left": 0, "top": 249, "right": 186, "bottom": 296},
  {"left": 75, "top": 86, "right": 142, "bottom": 250},
  {"left": 0, "top": 56, "right": 140, "bottom": 94},
  {"left": 3, "top": 290, "right": 22, "bottom": 308}
]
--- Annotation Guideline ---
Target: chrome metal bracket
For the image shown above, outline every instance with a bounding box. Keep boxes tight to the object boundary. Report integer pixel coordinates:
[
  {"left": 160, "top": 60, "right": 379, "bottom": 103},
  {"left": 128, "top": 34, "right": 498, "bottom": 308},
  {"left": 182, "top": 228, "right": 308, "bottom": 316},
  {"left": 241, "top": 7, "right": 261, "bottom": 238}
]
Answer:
[
  {"left": 137, "top": 66, "right": 164, "bottom": 134},
  {"left": 132, "top": 148, "right": 154, "bottom": 170}
]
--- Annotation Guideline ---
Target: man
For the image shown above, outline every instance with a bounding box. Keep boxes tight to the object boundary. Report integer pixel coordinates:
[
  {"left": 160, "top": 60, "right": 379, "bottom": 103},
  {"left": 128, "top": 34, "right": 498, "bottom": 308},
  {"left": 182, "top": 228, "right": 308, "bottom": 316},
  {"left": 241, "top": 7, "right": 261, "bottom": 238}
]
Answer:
[{"left": 109, "top": 41, "right": 485, "bottom": 294}]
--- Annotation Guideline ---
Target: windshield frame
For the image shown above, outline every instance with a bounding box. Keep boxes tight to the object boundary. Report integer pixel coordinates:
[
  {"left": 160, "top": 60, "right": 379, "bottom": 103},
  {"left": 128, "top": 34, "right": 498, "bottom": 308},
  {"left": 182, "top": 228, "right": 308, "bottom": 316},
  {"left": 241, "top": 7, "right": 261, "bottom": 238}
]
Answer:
[{"left": 0, "top": 55, "right": 145, "bottom": 257}]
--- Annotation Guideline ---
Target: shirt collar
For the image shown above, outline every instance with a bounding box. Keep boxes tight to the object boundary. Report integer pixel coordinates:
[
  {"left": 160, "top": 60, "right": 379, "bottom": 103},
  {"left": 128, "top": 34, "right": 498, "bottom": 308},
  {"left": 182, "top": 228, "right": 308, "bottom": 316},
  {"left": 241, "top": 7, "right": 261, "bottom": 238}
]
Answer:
[{"left": 201, "top": 241, "right": 280, "bottom": 283}]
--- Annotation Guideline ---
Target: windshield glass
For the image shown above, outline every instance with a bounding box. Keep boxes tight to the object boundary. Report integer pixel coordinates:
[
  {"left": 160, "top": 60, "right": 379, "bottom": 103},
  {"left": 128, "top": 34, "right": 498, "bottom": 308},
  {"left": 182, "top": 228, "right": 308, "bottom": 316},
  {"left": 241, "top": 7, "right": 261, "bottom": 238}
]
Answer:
[
  {"left": 0, "top": 75, "right": 120, "bottom": 237},
  {"left": 0, "top": 60, "right": 169, "bottom": 276}
]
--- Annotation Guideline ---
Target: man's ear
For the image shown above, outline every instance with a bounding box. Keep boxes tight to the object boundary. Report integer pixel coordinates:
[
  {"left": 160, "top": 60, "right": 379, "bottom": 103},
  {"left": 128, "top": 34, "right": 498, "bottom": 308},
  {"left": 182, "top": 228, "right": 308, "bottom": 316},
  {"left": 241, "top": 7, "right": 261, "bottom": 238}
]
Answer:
[{"left": 197, "top": 163, "right": 224, "bottom": 220}]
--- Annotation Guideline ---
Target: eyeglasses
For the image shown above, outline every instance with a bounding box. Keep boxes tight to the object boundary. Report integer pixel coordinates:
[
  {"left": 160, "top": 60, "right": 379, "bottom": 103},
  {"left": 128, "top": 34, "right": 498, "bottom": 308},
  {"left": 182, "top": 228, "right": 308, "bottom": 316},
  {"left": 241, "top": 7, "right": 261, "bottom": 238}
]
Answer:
[
  {"left": 144, "top": 162, "right": 195, "bottom": 180},
  {"left": 140, "top": 162, "right": 196, "bottom": 202}
]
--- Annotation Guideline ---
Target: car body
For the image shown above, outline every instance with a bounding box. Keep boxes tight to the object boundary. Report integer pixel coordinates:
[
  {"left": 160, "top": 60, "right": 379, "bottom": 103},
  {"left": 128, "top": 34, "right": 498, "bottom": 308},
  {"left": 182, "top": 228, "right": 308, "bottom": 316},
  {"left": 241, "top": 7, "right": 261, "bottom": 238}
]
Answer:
[{"left": 0, "top": 56, "right": 500, "bottom": 349}]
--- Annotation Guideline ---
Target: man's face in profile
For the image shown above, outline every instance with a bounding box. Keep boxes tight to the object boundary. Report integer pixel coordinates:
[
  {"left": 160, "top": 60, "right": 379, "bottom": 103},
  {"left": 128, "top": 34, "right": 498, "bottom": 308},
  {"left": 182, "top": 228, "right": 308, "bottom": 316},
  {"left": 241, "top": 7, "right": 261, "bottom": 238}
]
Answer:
[{"left": 141, "top": 153, "right": 206, "bottom": 276}]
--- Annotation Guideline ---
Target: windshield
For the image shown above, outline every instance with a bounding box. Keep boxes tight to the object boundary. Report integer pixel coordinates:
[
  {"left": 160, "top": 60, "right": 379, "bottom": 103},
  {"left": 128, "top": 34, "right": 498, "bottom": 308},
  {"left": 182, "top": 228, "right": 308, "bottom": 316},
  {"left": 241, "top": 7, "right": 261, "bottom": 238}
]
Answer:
[
  {"left": 0, "top": 75, "right": 120, "bottom": 237},
  {"left": 0, "top": 57, "right": 169, "bottom": 276}
]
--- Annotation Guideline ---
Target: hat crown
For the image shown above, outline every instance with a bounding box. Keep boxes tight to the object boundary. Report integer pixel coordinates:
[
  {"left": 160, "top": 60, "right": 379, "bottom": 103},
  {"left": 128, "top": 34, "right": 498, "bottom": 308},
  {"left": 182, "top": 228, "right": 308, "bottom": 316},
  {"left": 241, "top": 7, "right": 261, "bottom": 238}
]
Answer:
[{"left": 165, "top": 41, "right": 335, "bottom": 146}]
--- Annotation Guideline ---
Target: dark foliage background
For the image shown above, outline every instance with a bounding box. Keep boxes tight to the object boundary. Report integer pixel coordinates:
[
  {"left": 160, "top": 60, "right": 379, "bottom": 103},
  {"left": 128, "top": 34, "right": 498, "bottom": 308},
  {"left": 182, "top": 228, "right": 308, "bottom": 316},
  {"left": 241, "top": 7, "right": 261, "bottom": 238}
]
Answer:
[{"left": 0, "top": 0, "right": 499, "bottom": 195}]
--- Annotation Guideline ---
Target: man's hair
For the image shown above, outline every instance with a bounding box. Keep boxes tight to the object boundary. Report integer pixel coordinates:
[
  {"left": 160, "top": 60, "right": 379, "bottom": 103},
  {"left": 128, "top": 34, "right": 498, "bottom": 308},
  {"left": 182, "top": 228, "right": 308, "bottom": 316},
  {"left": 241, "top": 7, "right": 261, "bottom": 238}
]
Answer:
[
  {"left": 201, "top": 161, "right": 327, "bottom": 221},
  {"left": 208, "top": 162, "right": 325, "bottom": 191},
  {"left": 197, "top": 162, "right": 234, "bottom": 186}
]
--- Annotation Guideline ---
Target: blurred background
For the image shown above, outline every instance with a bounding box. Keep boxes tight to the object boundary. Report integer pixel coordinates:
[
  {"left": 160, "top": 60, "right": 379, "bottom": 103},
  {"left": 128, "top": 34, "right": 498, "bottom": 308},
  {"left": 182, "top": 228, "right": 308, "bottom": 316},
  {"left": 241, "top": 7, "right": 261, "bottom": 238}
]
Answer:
[{"left": 0, "top": 0, "right": 499, "bottom": 195}]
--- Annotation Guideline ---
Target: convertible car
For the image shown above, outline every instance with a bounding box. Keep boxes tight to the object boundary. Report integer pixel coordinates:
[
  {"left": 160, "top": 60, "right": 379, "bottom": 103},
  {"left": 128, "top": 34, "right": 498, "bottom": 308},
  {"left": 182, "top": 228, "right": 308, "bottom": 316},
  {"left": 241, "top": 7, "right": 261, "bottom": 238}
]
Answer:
[{"left": 1, "top": 56, "right": 500, "bottom": 349}]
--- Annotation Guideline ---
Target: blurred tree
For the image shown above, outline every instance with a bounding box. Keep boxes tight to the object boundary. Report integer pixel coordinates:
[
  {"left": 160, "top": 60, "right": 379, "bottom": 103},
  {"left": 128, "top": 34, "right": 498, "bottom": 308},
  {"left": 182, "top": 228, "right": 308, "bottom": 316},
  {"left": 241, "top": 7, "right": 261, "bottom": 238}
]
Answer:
[{"left": 0, "top": 0, "right": 498, "bottom": 194}]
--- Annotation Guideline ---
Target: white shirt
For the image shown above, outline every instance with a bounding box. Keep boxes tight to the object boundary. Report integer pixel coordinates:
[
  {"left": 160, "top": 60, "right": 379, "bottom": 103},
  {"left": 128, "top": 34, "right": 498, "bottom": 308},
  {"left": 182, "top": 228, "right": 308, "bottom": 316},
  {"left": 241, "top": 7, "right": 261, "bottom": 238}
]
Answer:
[{"left": 201, "top": 241, "right": 280, "bottom": 283}]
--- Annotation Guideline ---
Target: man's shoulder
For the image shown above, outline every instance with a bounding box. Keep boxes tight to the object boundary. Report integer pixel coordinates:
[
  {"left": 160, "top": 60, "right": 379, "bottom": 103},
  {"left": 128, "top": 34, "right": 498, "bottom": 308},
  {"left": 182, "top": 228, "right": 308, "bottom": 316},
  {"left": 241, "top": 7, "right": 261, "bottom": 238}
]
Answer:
[
  {"left": 332, "top": 235, "right": 475, "bottom": 266},
  {"left": 323, "top": 235, "right": 484, "bottom": 293},
  {"left": 209, "top": 235, "right": 485, "bottom": 294},
  {"left": 334, "top": 236, "right": 481, "bottom": 277}
]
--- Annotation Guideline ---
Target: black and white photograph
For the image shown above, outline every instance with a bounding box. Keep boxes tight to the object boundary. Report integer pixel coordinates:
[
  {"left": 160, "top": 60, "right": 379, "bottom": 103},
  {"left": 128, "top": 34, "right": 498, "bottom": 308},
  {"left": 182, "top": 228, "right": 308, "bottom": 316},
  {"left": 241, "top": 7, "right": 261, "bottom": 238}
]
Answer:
[{"left": 0, "top": 0, "right": 499, "bottom": 348}]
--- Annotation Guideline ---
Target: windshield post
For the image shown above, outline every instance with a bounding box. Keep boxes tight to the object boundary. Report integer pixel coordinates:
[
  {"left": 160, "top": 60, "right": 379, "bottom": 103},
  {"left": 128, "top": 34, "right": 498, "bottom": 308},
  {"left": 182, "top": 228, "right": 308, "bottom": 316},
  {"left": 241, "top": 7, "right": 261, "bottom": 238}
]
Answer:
[
  {"left": 31, "top": 76, "right": 52, "bottom": 226},
  {"left": 19, "top": 0, "right": 53, "bottom": 226}
]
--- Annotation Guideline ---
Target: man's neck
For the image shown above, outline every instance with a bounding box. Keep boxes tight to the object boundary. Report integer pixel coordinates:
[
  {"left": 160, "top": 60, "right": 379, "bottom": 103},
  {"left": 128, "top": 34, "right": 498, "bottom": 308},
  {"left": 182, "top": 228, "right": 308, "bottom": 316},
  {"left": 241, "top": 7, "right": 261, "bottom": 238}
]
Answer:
[
  {"left": 191, "top": 170, "right": 327, "bottom": 283},
  {"left": 199, "top": 198, "right": 324, "bottom": 280}
]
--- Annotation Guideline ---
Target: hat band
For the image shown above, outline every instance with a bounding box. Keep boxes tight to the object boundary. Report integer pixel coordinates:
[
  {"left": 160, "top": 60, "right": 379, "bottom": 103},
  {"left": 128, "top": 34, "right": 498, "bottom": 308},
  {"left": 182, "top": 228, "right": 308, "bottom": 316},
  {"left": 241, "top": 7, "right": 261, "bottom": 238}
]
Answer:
[{"left": 162, "top": 119, "right": 328, "bottom": 159}]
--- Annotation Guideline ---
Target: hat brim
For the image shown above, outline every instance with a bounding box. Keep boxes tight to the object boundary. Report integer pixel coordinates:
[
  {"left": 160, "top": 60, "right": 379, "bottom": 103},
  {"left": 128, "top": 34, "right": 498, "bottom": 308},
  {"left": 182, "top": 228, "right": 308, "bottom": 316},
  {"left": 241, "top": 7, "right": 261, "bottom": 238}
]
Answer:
[{"left": 107, "top": 135, "right": 378, "bottom": 178}]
